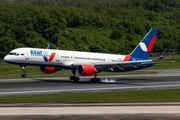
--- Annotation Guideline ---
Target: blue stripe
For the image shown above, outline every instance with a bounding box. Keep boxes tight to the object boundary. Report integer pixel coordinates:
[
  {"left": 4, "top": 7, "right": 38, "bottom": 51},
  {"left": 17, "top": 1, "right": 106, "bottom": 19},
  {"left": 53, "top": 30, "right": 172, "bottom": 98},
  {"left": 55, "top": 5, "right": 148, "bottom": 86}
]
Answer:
[{"left": 43, "top": 56, "right": 49, "bottom": 62}]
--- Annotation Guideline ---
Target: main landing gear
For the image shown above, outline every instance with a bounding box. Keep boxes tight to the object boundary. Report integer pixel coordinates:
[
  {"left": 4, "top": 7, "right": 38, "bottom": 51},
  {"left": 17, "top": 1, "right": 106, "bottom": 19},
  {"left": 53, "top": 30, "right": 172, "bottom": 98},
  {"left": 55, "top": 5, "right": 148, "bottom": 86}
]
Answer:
[
  {"left": 90, "top": 73, "right": 101, "bottom": 83},
  {"left": 69, "top": 70, "right": 101, "bottom": 83},
  {"left": 21, "top": 66, "right": 27, "bottom": 77},
  {"left": 70, "top": 70, "right": 79, "bottom": 82},
  {"left": 70, "top": 76, "right": 79, "bottom": 82}
]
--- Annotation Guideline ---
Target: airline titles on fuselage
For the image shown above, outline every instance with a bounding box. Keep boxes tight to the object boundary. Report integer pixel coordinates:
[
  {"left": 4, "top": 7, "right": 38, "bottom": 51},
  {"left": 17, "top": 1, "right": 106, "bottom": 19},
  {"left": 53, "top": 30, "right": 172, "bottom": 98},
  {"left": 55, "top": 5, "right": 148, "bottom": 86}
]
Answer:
[
  {"left": 29, "top": 50, "right": 124, "bottom": 62},
  {"left": 30, "top": 50, "right": 50, "bottom": 57}
]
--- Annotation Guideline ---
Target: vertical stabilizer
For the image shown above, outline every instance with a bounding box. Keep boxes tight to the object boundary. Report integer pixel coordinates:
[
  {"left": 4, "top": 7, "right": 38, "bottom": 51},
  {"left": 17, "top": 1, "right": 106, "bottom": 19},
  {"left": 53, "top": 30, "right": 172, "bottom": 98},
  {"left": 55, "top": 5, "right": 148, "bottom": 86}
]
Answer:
[
  {"left": 47, "top": 43, "right": 51, "bottom": 49},
  {"left": 130, "top": 28, "right": 158, "bottom": 60}
]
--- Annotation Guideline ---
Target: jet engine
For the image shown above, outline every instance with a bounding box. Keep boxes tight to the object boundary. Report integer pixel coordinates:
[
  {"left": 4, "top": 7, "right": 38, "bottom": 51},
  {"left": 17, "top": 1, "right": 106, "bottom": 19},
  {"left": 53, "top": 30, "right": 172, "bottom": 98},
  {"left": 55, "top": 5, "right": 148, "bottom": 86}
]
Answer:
[
  {"left": 40, "top": 66, "right": 58, "bottom": 74},
  {"left": 77, "top": 64, "right": 96, "bottom": 76}
]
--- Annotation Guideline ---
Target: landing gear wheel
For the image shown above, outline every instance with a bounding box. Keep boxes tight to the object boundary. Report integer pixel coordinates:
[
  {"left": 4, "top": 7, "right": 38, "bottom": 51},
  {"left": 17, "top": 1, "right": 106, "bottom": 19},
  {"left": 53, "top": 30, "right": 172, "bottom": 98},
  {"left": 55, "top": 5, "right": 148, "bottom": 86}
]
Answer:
[
  {"left": 91, "top": 78, "right": 100, "bottom": 83},
  {"left": 94, "top": 78, "right": 98, "bottom": 83},
  {"left": 21, "top": 74, "right": 26, "bottom": 77},
  {"left": 91, "top": 78, "right": 94, "bottom": 83},
  {"left": 74, "top": 77, "right": 79, "bottom": 82},
  {"left": 70, "top": 76, "right": 80, "bottom": 82},
  {"left": 70, "top": 76, "right": 74, "bottom": 80},
  {"left": 70, "top": 70, "right": 79, "bottom": 82},
  {"left": 97, "top": 78, "right": 101, "bottom": 83}
]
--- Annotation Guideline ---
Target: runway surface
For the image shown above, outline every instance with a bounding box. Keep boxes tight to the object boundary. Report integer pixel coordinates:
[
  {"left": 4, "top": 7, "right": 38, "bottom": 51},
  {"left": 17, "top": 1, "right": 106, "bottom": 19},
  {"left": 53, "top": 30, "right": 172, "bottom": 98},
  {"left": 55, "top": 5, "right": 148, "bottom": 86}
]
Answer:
[
  {"left": 1, "top": 69, "right": 180, "bottom": 120},
  {"left": 0, "top": 69, "right": 180, "bottom": 96},
  {"left": 0, "top": 106, "right": 180, "bottom": 120},
  {"left": 1, "top": 106, "right": 180, "bottom": 115}
]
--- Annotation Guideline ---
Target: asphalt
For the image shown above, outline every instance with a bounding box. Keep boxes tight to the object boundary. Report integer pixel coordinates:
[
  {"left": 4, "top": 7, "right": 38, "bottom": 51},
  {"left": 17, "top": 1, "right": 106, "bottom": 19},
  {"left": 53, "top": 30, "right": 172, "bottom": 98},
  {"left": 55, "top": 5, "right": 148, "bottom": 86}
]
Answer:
[
  {"left": 0, "top": 69, "right": 180, "bottom": 96},
  {"left": 1, "top": 69, "right": 180, "bottom": 119}
]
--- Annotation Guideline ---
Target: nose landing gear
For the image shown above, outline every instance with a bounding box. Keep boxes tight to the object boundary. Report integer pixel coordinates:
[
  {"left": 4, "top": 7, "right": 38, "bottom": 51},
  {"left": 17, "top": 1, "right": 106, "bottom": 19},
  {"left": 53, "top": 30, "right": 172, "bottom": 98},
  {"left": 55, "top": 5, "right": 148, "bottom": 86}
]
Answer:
[{"left": 21, "top": 66, "right": 26, "bottom": 77}]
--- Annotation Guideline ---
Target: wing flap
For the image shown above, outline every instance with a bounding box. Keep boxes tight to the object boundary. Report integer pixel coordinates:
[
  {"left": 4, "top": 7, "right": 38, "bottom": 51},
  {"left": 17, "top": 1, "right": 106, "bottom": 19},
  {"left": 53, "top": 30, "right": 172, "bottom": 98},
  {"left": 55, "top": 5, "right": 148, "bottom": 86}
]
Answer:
[
  {"left": 72, "top": 59, "right": 174, "bottom": 71},
  {"left": 72, "top": 60, "right": 152, "bottom": 70},
  {"left": 94, "top": 60, "right": 152, "bottom": 66}
]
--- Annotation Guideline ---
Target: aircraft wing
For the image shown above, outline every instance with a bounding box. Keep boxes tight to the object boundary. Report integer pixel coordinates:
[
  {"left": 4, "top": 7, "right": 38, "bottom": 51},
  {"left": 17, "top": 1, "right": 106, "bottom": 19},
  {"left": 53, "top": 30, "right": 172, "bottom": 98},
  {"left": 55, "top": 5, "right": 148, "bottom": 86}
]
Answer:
[
  {"left": 94, "top": 60, "right": 153, "bottom": 70},
  {"left": 94, "top": 60, "right": 152, "bottom": 66},
  {"left": 72, "top": 59, "right": 174, "bottom": 71},
  {"left": 72, "top": 60, "right": 153, "bottom": 70},
  {"left": 94, "top": 59, "right": 174, "bottom": 70}
]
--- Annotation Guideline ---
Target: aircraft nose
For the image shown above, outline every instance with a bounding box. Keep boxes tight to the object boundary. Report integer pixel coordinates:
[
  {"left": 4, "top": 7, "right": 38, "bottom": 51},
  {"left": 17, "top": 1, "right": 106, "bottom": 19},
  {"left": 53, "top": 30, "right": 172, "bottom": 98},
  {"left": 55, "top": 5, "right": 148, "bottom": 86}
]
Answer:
[{"left": 3, "top": 55, "right": 11, "bottom": 63}]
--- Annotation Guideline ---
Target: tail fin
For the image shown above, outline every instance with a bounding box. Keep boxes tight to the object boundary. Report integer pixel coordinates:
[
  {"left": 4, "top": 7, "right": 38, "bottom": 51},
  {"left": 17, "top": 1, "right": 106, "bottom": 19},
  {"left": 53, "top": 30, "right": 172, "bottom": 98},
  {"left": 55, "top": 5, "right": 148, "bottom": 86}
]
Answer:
[
  {"left": 47, "top": 43, "right": 51, "bottom": 49},
  {"left": 130, "top": 28, "right": 158, "bottom": 60}
]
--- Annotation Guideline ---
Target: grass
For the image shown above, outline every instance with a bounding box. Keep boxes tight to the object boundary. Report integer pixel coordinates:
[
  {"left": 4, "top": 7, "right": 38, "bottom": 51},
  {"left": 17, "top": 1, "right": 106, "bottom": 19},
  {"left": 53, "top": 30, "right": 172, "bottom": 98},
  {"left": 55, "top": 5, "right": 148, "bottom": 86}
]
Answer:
[
  {"left": 0, "top": 89, "right": 180, "bottom": 103},
  {"left": 0, "top": 56, "right": 179, "bottom": 79}
]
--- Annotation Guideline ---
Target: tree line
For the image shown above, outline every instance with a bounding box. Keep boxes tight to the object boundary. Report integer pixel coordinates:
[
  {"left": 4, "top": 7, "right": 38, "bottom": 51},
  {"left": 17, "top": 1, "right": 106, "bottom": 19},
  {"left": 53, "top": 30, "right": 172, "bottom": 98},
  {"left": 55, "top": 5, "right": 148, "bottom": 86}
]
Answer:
[
  {"left": 1, "top": 0, "right": 180, "bottom": 12},
  {"left": 0, "top": 1, "right": 180, "bottom": 58}
]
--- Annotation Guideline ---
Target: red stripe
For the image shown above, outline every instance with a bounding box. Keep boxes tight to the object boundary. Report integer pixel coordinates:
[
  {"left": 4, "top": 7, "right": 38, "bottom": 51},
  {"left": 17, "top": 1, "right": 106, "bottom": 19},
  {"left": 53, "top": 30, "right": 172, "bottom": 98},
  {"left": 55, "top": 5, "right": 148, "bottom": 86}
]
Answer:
[
  {"left": 48, "top": 53, "right": 56, "bottom": 62},
  {"left": 123, "top": 54, "right": 131, "bottom": 61},
  {"left": 147, "top": 36, "right": 156, "bottom": 52}
]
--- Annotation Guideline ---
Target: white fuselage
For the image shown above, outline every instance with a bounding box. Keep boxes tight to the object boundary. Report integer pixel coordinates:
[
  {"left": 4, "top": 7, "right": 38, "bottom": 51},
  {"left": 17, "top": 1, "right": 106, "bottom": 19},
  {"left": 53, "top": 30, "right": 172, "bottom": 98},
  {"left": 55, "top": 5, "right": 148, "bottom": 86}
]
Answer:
[{"left": 4, "top": 47, "right": 127, "bottom": 69}]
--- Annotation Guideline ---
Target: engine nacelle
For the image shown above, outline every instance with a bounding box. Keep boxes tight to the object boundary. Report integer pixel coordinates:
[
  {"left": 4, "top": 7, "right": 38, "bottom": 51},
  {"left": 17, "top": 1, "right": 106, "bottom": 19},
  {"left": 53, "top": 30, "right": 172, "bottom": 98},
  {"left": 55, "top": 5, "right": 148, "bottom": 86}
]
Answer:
[
  {"left": 40, "top": 66, "right": 57, "bottom": 74},
  {"left": 77, "top": 64, "right": 96, "bottom": 76}
]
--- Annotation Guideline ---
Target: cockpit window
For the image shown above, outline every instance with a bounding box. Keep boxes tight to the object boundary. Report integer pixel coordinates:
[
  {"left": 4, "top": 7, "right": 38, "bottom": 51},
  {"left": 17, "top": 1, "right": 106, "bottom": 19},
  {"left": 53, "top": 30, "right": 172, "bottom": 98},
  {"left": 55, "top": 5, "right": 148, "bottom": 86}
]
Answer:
[
  {"left": 9, "top": 52, "right": 19, "bottom": 56},
  {"left": 9, "top": 53, "right": 14, "bottom": 55}
]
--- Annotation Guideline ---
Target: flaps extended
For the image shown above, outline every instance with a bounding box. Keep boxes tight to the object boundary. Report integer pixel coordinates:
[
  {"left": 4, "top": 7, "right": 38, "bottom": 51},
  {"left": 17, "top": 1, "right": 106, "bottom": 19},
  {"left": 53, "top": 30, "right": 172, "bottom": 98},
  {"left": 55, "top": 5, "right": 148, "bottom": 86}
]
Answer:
[{"left": 94, "top": 60, "right": 152, "bottom": 66}]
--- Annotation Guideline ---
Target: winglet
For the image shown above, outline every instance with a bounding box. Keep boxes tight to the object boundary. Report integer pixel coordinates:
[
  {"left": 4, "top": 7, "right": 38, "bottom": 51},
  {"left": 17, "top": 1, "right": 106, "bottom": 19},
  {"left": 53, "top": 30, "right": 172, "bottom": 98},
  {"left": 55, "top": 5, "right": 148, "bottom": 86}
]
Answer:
[
  {"left": 47, "top": 43, "right": 51, "bottom": 49},
  {"left": 157, "top": 48, "right": 167, "bottom": 60}
]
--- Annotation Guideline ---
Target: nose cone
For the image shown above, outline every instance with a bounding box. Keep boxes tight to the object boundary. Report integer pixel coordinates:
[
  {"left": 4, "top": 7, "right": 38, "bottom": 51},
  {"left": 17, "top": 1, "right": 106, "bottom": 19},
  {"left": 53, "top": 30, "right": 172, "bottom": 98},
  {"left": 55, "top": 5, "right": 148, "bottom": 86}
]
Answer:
[{"left": 3, "top": 55, "right": 11, "bottom": 63}]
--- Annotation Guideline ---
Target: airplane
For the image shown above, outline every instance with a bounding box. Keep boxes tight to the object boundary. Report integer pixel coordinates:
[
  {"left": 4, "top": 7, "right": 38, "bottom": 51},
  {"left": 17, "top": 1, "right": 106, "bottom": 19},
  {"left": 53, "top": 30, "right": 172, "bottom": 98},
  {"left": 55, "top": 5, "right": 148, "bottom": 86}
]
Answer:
[{"left": 3, "top": 28, "right": 171, "bottom": 83}]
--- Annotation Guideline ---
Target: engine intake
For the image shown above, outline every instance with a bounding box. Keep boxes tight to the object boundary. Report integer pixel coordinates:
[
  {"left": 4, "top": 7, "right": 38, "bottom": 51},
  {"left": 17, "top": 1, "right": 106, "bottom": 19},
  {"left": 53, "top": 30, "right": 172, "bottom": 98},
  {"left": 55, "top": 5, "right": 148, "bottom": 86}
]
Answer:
[{"left": 77, "top": 64, "right": 96, "bottom": 76}]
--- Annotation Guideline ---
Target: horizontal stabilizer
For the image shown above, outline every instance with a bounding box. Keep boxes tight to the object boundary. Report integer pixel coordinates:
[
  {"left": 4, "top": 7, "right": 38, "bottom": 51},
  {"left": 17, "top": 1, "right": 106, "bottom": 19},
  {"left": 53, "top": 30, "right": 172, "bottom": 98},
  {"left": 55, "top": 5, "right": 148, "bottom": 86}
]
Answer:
[
  {"left": 157, "top": 48, "right": 167, "bottom": 60},
  {"left": 154, "top": 48, "right": 167, "bottom": 61},
  {"left": 142, "top": 61, "right": 175, "bottom": 65}
]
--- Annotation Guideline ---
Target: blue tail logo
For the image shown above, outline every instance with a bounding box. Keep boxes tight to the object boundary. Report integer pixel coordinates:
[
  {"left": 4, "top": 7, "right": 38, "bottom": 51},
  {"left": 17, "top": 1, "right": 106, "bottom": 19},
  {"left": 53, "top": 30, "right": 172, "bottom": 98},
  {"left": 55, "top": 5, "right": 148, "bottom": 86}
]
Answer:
[{"left": 129, "top": 28, "right": 158, "bottom": 60}]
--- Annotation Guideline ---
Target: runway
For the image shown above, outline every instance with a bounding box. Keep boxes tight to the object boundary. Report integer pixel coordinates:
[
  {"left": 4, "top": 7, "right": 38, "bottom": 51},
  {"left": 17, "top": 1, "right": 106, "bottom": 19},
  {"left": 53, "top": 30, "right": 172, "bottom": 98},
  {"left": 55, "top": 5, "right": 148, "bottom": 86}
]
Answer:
[
  {"left": 0, "top": 69, "right": 180, "bottom": 96},
  {"left": 1, "top": 69, "right": 180, "bottom": 120},
  {"left": 0, "top": 105, "right": 180, "bottom": 120}
]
